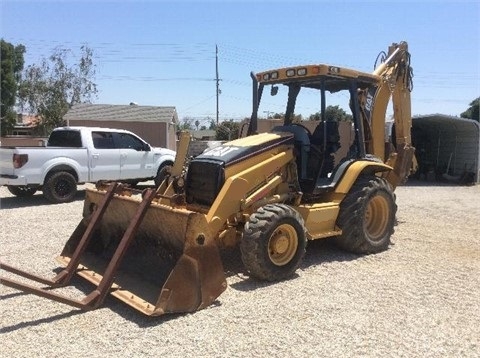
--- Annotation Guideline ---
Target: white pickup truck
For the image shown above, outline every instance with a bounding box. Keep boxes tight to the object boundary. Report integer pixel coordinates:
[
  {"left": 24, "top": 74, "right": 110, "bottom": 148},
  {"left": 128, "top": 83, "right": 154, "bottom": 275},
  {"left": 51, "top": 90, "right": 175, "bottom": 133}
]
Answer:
[{"left": 0, "top": 126, "right": 176, "bottom": 203}]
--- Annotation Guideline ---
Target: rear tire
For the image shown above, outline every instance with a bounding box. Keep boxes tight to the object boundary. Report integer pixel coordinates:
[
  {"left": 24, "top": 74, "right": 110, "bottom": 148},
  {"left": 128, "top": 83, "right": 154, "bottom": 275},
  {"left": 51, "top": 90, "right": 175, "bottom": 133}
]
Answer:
[
  {"left": 240, "top": 204, "right": 307, "bottom": 281},
  {"left": 42, "top": 171, "right": 77, "bottom": 203},
  {"left": 7, "top": 185, "right": 37, "bottom": 197},
  {"left": 335, "top": 176, "right": 396, "bottom": 254}
]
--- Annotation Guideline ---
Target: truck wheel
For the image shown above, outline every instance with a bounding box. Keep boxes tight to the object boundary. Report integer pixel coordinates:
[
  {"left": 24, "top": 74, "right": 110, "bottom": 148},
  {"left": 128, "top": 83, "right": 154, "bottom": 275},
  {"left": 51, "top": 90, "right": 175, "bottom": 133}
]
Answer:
[
  {"left": 335, "top": 176, "right": 396, "bottom": 254},
  {"left": 154, "top": 162, "right": 173, "bottom": 187},
  {"left": 42, "top": 171, "right": 77, "bottom": 203},
  {"left": 7, "top": 185, "right": 37, "bottom": 197},
  {"left": 240, "top": 204, "right": 307, "bottom": 281}
]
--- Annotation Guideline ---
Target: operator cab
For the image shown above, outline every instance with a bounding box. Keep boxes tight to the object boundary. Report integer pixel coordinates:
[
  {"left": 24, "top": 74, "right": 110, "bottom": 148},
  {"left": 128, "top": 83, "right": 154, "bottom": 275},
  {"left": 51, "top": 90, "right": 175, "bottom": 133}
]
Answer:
[{"left": 248, "top": 64, "right": 380, "bottom": 195}]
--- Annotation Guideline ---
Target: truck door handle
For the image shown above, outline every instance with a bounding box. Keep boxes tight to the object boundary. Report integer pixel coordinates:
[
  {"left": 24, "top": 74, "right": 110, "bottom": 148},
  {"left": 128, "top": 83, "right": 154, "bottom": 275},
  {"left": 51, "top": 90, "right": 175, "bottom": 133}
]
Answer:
[{"left": 92, "top": 154, "right": 99, "bottom": 159}]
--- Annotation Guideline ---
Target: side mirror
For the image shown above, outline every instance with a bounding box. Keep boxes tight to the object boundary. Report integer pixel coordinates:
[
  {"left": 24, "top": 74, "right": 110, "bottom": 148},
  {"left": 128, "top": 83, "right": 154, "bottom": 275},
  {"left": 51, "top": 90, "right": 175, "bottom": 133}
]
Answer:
[{"left": 270, "top": 85, "right": 278, "bottom": 96}]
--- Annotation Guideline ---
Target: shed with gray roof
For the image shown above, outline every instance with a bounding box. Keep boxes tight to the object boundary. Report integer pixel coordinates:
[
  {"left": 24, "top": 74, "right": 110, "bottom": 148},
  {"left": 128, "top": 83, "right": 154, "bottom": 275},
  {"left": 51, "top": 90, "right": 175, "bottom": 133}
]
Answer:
[
  {"left": 64, "top": 103, "right": 178, "bottom": 150},
  {"left": 412, "top": 114, "right": 479, "bottom": 184}
]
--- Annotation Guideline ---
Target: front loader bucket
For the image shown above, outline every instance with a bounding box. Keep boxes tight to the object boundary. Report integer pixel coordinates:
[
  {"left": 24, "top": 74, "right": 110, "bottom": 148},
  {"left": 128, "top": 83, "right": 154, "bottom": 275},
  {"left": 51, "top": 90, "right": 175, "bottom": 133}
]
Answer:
[{"left": 56, "top": 186, "right": 227, "bottom": 316}]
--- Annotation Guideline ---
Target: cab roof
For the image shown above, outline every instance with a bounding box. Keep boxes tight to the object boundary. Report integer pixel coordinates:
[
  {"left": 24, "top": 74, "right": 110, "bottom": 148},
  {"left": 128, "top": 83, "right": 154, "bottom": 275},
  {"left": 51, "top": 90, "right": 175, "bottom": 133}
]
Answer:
[{"left": 256, "top": 64, "right": 380, "bottom": 92}]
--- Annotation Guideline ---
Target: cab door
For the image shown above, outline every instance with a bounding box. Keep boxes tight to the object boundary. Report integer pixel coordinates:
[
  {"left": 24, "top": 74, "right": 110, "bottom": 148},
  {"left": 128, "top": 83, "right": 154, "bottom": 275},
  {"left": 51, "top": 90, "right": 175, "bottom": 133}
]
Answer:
[
  {"left": 113, "top": 132, "right": 155, "bottom": 179},
  {"left": 89, "top": 131, "right": 121, "bottom": 181}
]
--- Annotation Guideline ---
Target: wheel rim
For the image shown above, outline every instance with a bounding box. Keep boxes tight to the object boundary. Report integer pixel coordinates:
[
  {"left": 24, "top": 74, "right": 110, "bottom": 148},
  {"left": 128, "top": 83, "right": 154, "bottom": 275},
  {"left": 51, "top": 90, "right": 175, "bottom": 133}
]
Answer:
[
  {"left": 364, "top": 194, "right": 390, "bottom": 241},
  {"left": 55, "top": 179, "right": 73, "bottom": 198},
  {"left": 268, "top": 224, "right": 298, "bottom": 266}
]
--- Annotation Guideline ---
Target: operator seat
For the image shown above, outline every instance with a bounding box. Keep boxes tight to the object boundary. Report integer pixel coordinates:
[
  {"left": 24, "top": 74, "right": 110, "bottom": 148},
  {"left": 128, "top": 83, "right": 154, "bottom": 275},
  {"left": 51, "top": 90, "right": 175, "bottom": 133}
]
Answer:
[
  {"left": 272, "top": 125, "right": 310, "bottom": 180},
  {"left": 305, "top": 121, "right": 342, "bottom": 191}
]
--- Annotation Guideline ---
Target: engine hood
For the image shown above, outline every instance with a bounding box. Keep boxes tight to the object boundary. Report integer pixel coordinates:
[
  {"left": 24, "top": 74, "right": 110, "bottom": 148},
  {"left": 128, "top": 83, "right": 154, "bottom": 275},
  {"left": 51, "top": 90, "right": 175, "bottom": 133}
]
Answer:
[
  {"left": 151, "top": 146, "right": 176, "bottom": 157},
  {"left": 195, "top": 132, "right": 293, "bottom": 167}
]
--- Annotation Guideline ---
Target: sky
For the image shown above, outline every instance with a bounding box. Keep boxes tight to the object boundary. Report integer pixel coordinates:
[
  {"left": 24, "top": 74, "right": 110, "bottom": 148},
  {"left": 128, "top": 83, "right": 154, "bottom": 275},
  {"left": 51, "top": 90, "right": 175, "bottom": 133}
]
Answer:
[{"left": 1, "top": 0, "right": 479, "bottom": 127}]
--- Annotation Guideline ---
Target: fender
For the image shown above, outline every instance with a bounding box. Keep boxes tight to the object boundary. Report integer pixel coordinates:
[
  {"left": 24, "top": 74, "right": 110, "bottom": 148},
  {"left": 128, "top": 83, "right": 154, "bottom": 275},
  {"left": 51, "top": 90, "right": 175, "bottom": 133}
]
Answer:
[
  {"left": 153, "top": 153, "right": 176, "bottom": 174},
  {"left": 334, "top": 160, "right": 392, "bottom": 194},
  {"left": 40, "top": 157, "right": 86, "bottom": 184}
]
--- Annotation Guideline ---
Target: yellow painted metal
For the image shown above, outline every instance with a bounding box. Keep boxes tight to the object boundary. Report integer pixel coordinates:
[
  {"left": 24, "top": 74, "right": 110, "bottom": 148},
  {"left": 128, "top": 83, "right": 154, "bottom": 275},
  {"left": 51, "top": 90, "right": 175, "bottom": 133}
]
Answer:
[
  {"left": 206, "top": 148, "right": 295, "bottom": 234},
  {"left": 243, "top": 175, "right": 283, "bottom": 208},
  {"left": 296, "top": 202, "right": 342, "bottom": 240},
  {"left": 268, "top": 223, "right": 298, "bottom": 266},
  {"left": 256, "top": 64, "right": 380, "bottom": 85},
  {"left": 364, "top": 194, "right": 390, "bottom": 241},
  {"left": 334, "top": 161, "right": 392, "bottom": 194},
  {"left": 370, "top": 41, "right": 415, "bottom": 186},
  {"left": 157, "top": 130, "right": 191, "bottom": 204},
  {"left": 227, "top": 131, "right": 290, "bottom": 147},
  {"left": 366, "top": 84, "right": 390, "bottom": 160},
  {"left": 223, "top": 132, "right": 293, "bottom": 178}
]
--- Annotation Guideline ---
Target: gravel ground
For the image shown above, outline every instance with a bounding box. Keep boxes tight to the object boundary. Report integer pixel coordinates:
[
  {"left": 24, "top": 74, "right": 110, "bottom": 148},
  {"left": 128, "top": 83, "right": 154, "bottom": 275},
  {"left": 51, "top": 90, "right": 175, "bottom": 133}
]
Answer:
[{"left": 1, "top": 181, "right": 479, "bottom": 357}]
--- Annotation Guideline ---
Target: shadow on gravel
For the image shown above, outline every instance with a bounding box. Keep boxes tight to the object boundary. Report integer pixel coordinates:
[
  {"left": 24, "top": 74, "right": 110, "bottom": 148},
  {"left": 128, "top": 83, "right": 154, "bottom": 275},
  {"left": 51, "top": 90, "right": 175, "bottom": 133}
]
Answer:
[
  {"left": 0, "top": 189, "right": 86, "bottom": 209},
  {"left": 225, "top": 239, "right": 361, "bottom": 294},
  {"left": 0, "top": 291, "right": 30, "bottom": 300},
  {"left": 302, "top": 238, "right": 360, "bottom": 265},
  {"left": 0, "top": 310, "right": 84, "bottom": 334},
  {"left": 106, "top": 298, "right": 193, "bottom": 327},
  {"left": 0, "top": 243, "right": 365, "bottom": 327}
]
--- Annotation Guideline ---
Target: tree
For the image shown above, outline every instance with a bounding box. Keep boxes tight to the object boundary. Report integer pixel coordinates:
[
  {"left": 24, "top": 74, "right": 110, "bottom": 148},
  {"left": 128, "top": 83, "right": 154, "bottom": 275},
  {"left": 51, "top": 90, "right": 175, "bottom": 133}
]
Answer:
[
  {"left": 215, "top": 120, "right": 240, "bottom": 140},
  {"left": 208, "top": 118, "right": 216, "bottom": 130},
  {"left": 308, "top": 105, "right": 352, "bottom": 122},
  {"left": 1, "top": 39, "right": 25, "bottom": 135},
  {"left": 460, "top": 97, "right": 479, "bottom": 122},
  {"left": 179, "top": 116, "right": 194, "bottom": 130},
  {"left": 18, "top": 45, "right": 97, "bottom": 134}
]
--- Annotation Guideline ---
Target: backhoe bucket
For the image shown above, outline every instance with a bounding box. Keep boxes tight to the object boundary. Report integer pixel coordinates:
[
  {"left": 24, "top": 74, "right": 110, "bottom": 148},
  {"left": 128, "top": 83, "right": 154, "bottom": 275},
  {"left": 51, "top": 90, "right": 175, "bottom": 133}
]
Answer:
[{"left": 56, "top": 186, "right": 227, "bottom": 316}]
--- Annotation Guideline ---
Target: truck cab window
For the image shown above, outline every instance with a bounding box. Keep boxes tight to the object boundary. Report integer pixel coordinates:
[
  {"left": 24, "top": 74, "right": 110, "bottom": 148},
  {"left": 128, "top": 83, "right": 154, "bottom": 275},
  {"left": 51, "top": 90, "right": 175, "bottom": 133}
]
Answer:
[
  {"left": 115, "top": 133, "right": 147, "bottom": 151},
  {"left": 92, "top": 132, "right": 115, "bottom": 149},
  {"left": 47, "top": 130, "right": 82, "bottom": 147}
]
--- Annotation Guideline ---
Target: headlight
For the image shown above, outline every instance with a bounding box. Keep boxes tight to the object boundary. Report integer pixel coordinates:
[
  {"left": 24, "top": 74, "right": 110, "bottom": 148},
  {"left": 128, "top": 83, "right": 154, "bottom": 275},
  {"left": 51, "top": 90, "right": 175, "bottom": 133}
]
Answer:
[{"left": 297, "top": 68, "right": 307, "bottom": 76}]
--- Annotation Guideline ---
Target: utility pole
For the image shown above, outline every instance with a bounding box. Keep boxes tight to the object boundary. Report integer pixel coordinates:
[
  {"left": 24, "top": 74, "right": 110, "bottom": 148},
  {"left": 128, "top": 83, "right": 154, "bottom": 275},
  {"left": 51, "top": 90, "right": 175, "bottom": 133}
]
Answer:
[{"left": 215, "top": 44, "right": 220, "bottom": 125}]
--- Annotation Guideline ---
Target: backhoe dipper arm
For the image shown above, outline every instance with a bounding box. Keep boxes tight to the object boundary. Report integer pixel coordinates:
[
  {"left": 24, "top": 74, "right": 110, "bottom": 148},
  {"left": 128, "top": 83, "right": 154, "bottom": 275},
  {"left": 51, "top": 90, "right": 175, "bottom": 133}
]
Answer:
[{"left": 363, "top": 41, "right": 415, "bottom": 187}]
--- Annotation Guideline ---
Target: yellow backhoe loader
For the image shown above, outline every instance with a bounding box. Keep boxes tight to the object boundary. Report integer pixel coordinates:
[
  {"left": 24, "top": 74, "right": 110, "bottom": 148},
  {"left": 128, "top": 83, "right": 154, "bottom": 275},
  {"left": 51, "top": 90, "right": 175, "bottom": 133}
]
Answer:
[{"left": 0, "top": 41, "right": 415, "bottom": 317}]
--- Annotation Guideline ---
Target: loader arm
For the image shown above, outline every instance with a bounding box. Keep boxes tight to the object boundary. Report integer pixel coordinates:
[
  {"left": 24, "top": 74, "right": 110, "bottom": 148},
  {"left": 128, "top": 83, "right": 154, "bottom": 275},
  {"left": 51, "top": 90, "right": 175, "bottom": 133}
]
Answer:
[{"left": 206, "top": 148, "right": 296, "bottom": 234}]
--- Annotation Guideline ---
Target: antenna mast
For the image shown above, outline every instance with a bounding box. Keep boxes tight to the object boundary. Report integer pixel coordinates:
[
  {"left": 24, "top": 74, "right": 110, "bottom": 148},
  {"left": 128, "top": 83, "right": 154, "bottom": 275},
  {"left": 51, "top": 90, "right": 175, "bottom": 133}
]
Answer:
[{"left": 216, "top": 45, "right": 220, "bottom": 125}]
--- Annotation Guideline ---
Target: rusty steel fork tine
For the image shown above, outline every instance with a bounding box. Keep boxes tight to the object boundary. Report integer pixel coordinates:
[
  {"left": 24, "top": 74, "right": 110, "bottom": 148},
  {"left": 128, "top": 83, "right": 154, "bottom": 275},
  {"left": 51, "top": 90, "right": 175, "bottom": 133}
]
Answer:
[
  {"left": 0, "top": 183, "right": 119, "bottom": 289},
  {"left": 0, "top": 182, "right": 127, "bottom": 311},
  {"left": 0, "top": 276, "right": 87, "bottom": 309},
  {"left": 0, "top": 262, "right": 57, "bottom": 286},
  {"left": 0, "top": 184, "right": 160, "bottom": 311}
]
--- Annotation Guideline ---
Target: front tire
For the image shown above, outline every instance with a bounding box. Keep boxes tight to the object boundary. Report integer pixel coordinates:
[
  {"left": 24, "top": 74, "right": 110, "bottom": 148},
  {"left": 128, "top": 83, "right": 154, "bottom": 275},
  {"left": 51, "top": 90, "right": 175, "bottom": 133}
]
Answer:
[
  {"left": 42, "top": 171, "right": 77, "bottom": 203},
  {"left": 240, "top": 204, "right": 307, "bottom": 281},
  {"left": 7, "top": 185, "right": 37, "bottom": 197},
  {"left": 154, "top": 162, "right": 173, "bottom": 187},
  {"left": 335, "top": 176, "right": 396, "bottom": 254}
]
